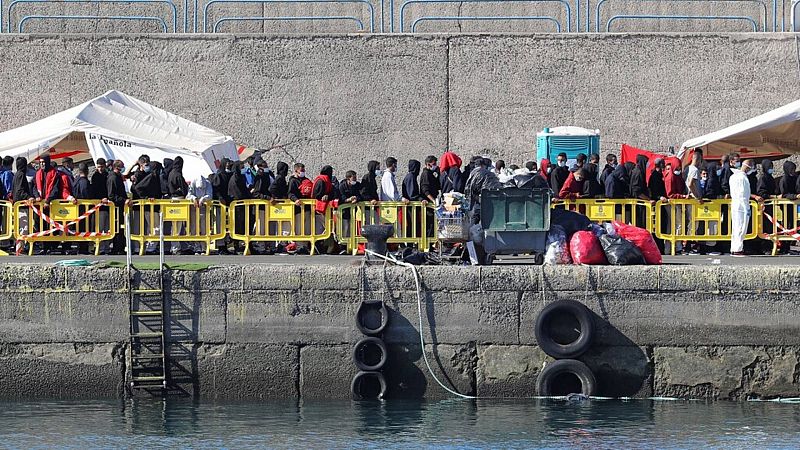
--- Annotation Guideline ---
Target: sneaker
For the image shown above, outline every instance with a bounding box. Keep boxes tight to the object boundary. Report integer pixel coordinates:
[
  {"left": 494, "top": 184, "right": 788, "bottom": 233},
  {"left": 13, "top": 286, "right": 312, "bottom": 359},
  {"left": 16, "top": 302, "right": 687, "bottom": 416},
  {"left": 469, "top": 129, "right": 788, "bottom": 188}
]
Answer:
[
  {"left": 707, "top": 251, "right": 721, "bottom": 256},
  {"left": 731, "top": 251, "right": 746, "bottom": 257}
]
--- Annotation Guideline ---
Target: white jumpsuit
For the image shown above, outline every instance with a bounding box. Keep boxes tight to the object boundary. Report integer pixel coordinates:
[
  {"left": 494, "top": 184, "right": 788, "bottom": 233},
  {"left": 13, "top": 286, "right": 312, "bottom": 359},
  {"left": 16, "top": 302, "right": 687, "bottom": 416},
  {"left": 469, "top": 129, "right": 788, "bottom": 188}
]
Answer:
[{"left": 728, "top": 169, "right": 751, "bottom": 253}]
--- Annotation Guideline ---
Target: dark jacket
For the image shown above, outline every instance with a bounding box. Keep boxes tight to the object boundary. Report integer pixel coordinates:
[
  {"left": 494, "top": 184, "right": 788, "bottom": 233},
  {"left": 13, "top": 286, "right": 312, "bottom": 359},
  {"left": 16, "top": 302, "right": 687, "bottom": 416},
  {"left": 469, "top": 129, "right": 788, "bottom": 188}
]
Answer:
[
  {"left": 132, "top": 170, "right": 161, "bottom": 200},
  {"left": 161, "top": 158, "right": 174, "bottom": 199},
  {"left": 402, "top": 160, "right": 422, "bottom": 201},
  {"left": 360, "top": 161, "right": 380, "bottom": 202},
  {"left": 440, "top": 167, "right": 464, "bottom": 194},
  {"left": 228, "top": 163, "right": 251, "bottom": 201},
  {"left": 721, "top": 165, "right": 735, "bottom": 197},
  {"left": 251, "top": 169, "right": 273, "bottom": 200},
  {"left": 599, "top": 163, "right": 615, "bottom": 187},
  {"left": 605, "top": 163, "right": 630, "bottom": 199},
  {"left": 648, "top": 169, "right": 667, "bottom": 200},
  {"left": 106, "top": 170, "right": 128, "bottom": 207},
  {"left": 73, "top": 176, "right": 91, "bottom": 200},
  {"left": 704, "top": 162, "right": 721, "bottom": 199},
  {"left": 11, "top": 157, "right": 32, "bottom": 202},
  {"left": 167, "top": 157, "right": 188, "bottom": 198},
  {"left": 90, "top": 169, "right": 108, "bottom": 200},
  {"left": 339, "top": 179, "right": 361, "bottom": 203},
  {"left": 35, "top": 155, "right": 61, "bottom": 202},
  {"left": 582, "top": 163, "right": 602, "bottom": 198},
  {"left": 757, "top": 160, "right": 777, "bottom": 198},
  {"left": 780, "top": 161, "right": 798, "bottom": 200},
  {"left": 269, "top": 162, "right": 289, "bottom": 199},
  {"left": 549, "top": 164, "right": 570, "bottom": 195},
  {"left": 629, "top": 155, "right": 649, "bottom": 199},
  {"left": 288, "top": 174, "right": 310, "bottom": 202},
  {"left": 211, "top": 159, "right": 233, "bottom": 204},
  {"left": 420, "top": 166, "right": 441, "bottom": 201}
]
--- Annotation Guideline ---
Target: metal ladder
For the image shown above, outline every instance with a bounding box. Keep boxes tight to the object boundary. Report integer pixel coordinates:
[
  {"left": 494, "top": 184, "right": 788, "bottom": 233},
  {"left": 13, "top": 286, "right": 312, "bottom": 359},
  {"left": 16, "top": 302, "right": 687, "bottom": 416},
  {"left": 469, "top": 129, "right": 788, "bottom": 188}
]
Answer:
[{"left": 126, "top": 211, "right": 168, "bottom": 391}]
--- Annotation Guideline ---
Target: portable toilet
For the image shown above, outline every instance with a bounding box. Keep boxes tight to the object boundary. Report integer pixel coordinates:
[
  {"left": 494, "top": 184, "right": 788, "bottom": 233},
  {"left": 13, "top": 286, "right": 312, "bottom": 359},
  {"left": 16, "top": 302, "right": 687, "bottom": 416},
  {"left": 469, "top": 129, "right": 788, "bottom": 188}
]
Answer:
[{"left": 536, "top": 126, "right": 600, "bottom": 165}]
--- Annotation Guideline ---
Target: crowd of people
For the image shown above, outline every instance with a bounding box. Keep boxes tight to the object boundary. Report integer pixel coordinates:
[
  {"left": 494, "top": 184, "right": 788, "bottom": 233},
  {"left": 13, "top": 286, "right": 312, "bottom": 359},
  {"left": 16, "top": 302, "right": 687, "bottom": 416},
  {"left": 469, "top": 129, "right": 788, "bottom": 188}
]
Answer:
[{"left": 0, "top": 147, "right": 792, "bottom": 256}]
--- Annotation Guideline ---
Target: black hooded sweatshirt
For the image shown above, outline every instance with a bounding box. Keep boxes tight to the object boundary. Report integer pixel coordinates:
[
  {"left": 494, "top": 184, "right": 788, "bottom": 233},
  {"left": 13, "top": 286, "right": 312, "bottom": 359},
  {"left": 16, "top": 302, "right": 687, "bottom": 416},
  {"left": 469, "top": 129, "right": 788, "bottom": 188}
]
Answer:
[
  {"left": 360, "top": 161, "right": 380, "bottom": 202},
  {"left": 420, "top": 165, "right": 441, "bottom": 201},
  {"left": 12, "top": 157, "right": 32, "bottom": 202},
  {"left": 107, "top": 168, "right": 128, "bottom": 207},
  {"left": 90, "top": 167, "right": 108, "bottom": 200},
  {"left": 339, "top": 178, "right": 361, "bottom": 203},
  {"left": 780, "top": 161, "right": 798, "bottom": 199},
  {"left": 704, "top": 162, "right": 721, "bottom": 199},
  {"left": 629, "top": 155, "right": 650, "bottom": 199},
  {"left": 252, "top": 168, "right": 272, "bottom": 200},
  {"left": 161, "top": 158, "right": 174, "bottom": 198},
  {"left": 36, "top": 154, "right": 61, "bottom": 202},
  {"left": 269, "top": 162, "right": 289, "bottom": 199},
  {"left": 212, "top": 158, "right": 233, "bottom": 203},
  {"left": 132, "top": 164, "right": 162, "bottom": 200},
  {"left": 402, "top": 160, "right": 422, "bottom": 201},
  {"left": 757, "top": 159, "right": 776, "bottom": 198},
  {"left": 600, "top": 163, "right": 616, "bottom": 187},
  {"left": 549, "top": 163, "right": 570, "bottom": 195},
  {"left": 605, "top": 163, "right": 630, "bottom": 199},
  {"left": 582, "top": 162, "right": 602, "bottom": 198},
  {"left": 311, "top": 166, "right": 335, "bottom": 200},
  {"left": 228, "top": 162, "right": 251, "bottom": 201},
  {"left": 648, "top": 168, "right": 667, "bottom": 200},
  {"left": 167, "top": 157, "right": 188, "bottom": 198}
]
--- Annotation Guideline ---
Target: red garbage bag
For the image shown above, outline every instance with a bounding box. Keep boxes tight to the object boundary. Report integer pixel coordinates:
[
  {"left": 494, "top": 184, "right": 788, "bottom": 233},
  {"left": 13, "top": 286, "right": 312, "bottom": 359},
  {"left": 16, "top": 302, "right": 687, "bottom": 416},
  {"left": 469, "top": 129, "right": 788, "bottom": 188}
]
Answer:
[
  {"left": 613, "top": 221, "right": 662, "bottom": 265},
  {"left": 569, "top": 231, "right": 607, "bottom": 265}
]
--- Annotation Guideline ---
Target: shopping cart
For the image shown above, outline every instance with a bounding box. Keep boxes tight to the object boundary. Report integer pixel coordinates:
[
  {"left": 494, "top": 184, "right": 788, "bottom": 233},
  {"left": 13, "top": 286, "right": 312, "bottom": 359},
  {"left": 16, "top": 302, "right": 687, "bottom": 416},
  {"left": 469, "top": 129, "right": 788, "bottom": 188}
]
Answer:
[{"left": 436, "top": 208, "right": 469, "bottom": 263}]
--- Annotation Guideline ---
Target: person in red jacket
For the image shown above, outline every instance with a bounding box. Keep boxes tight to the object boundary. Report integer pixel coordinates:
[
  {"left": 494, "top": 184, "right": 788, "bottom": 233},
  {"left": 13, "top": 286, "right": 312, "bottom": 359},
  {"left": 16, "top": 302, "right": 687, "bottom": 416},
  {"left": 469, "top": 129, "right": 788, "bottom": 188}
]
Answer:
[
  {"left": 34, "top": 154, "right": 60, "bottom": 203},
  {"left": 558, "top": 167, "right": 586, "bottom": 199}
]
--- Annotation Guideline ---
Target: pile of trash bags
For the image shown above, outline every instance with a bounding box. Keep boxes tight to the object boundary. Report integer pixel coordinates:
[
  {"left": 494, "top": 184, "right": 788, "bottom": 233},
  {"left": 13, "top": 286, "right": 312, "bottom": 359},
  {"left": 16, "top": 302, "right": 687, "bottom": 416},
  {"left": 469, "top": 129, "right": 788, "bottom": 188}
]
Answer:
[{"left": 545, "top": 209, "right": 661, "bottom": 266}]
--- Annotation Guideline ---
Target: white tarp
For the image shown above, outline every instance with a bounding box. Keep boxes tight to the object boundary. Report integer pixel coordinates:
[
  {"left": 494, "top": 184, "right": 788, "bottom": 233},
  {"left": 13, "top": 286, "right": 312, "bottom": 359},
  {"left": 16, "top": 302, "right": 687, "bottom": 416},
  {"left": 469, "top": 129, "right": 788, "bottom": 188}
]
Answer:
[
  {"left": 678, "top": 99, "right": 800, "bottom": 162},
  {"left": 0, "top": 90, "right": 238, "bottom": 176}
]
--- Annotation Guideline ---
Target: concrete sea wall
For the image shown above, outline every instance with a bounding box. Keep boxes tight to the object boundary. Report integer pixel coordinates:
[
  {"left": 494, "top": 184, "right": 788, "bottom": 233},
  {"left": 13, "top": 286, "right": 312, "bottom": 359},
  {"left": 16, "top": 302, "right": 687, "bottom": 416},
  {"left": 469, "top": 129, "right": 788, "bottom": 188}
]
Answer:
[
  {"left": 0, "top": 263, "right": 799, "bottom": 400},
  {"left": 1, "top": 34, "right": 800, "bottom": 178}
]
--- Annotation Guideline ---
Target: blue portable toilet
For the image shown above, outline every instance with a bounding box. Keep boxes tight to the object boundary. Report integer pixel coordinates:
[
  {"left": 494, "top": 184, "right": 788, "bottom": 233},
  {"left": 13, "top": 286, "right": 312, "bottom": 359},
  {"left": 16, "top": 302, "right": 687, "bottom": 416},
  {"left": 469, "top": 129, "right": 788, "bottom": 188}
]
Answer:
[{"left": 536, "top": 126, "right": 600, "bottom": 165}]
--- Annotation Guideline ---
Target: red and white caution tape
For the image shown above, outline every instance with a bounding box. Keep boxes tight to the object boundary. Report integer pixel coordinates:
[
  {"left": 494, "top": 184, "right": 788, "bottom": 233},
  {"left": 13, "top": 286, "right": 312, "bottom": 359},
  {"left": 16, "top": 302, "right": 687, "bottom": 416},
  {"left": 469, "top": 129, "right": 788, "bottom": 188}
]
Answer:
[{"left": 15, "top": 202, "right": 111, "bottom": 255}]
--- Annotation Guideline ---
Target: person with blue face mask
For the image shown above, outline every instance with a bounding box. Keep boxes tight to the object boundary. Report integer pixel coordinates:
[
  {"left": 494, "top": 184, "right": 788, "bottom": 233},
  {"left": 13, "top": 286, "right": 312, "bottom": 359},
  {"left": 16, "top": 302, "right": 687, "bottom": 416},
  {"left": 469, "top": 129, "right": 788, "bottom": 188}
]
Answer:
[
  {"left": 359, "top": 160, "right": 380, "bottom": 205},
  {"left": 756, "top": 159, "right": 776, "bottom": 200}
]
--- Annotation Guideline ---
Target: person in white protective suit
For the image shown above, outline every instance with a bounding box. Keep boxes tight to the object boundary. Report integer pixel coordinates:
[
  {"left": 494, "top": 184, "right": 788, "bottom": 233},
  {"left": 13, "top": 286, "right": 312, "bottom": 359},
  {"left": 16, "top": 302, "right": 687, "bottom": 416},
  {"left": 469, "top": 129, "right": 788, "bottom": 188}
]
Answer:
[{"left": 729, "top": 159, "right": 753, "bottom": 257}]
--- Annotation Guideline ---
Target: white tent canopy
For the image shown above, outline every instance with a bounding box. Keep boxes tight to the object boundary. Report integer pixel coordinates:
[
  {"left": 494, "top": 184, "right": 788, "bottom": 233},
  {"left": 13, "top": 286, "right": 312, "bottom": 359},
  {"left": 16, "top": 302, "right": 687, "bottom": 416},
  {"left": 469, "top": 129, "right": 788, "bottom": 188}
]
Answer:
[
  {"left": 679, "top": 99, "right": 800, "bottom": 162},
  {"left": 0, "top": 90, "right": 238, "bottom": 177}
]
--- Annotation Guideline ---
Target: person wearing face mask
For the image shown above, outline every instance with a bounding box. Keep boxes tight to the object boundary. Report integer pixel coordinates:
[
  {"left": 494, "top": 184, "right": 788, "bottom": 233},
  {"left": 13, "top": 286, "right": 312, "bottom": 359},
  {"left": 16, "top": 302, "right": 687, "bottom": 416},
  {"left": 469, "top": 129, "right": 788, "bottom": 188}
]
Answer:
[
  {"left": 721, "top": 152, "right": 740, "bottom": 198},
  {"left": 187, "top": 174, "right": 212, "bottom": 255},
  {"left": 629, "top": 155, "right": 650, "bottom": 200},
  {"left": 211, "top": 158, "right": 234, "bottom": 254},
  {"left": 106, "top": 160, "right": 131, "bottom": 255},
  {"left": 242, "top": 156, "right": 256, "bottom": 189},
  {"left": 288, "top": 163, "right": 312, "bottom": 205},
  {"left": 558, "top": 167, "right": 586, "bottom": 200},
  {"left": 582, "top": 154, "right": 602, "bottom": 198},
  {"left": 439, "top": 152, "right": 464, "bottom": 194},
  {"left": 360, "top": 160, "right": 380, "bottom": 204},
  {"left": 729, "top": 159, "right": 753, "bottom": 256},
  {"left": 780, "top": 161, "right": 798, "bottom": 199},
  {"left": 539, "top": 159, "right": 553, "bottom": 187},
  {"left": 576, "top": 153, "right": 587, "bottom": 168},
  {"left": 250, "top": 159, "right": 273, "bottom": 200},
  {"left": 380, "top": 157, "right": 401, "bottom": 202},
  {"left": 600, "top": 154, "right": 618, "bottom": 187},
  {"left": 269, "top": 162, "right": 290, "bottom": 200},
  {"left": 420, "top": 156, "right": 441, "bottom": 205},
  {"left": 756, "top": 159, "right": 776, "bottom": 200},
  {"left": 549, "top": 152, "right": 570, "bottom": 195},
  {"left": 11, "top": 157, "right": 34, "bottom": 254},
  {"left": 604, "top": 161, "right": 630, "bottom": 199}
]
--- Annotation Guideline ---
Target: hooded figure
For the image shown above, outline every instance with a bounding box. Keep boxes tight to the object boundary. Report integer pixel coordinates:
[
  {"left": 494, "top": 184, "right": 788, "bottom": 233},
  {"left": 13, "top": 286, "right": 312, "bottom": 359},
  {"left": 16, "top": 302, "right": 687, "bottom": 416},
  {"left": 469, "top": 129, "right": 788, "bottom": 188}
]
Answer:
[
  {"left": 729, "top": 165, "right": 751, "bottom": 254},
  {"left": 269, "top": 162, "right": 290, "bottom": 199},
  {"left": 132, "top": 161, "right": 162, "bottom": 200},
  {"left": 648, "top": 158, "right": 667, "bottom": 200},
  {"left": 704, "top": 162, "right": 721, "bottom": 199},
  {"left": 312, "top": 165, "right": 335, "bottom": 214},
  {"left": 161, "top": 158, "right": 174, "bottom": 198},
  {"left": 251, "top": 162, "right": 273, "bottom": 200},
  {"left": 439, "top": 152, "right": 464, "bottom": 194},
  {"left": 12, "top": 157, "right": 32, "bottom": 202},
  {"left": 212, "top": 158, "right": 233, "bottom": 204},
  {"left": 629, "top": 155, "right": 650, "bottom": 199},
  {"left": 558, "top": 169, "right": 585, "bottom": 199},
  {"left": 402, "top": 160, "right": 422, "bottom": 202},
  {"left": 464, "top": 158, "right": 502, "bottom": 223},
  {"left": 605, "top": 163, "right": 630, "bottom": 199},
  {"left": 228, "top": 161, "right": 251, "bottom": 201},
  {"left": 167, "top": 156, "right": 188, "bottom": 198},
  {"left": 35, "top": 154, "right": 61, "bottom": 202},
  {"left": 582, "top": 160, "right": 602, "bottom": 198},
  {"left": 549, "top": 159, "right": 570, "bottom": 195},
  {"left": 780, "top": 161, "right": 798, "bottom": 199},
  {"left": 664, "top": 163, "right": 685, "bottom": 198},
  {"left": 756, "top": 159, "right": 776, "bottom": 199},
  {"left": 360, "top": 160, "right": 381, "bottom": 202}
]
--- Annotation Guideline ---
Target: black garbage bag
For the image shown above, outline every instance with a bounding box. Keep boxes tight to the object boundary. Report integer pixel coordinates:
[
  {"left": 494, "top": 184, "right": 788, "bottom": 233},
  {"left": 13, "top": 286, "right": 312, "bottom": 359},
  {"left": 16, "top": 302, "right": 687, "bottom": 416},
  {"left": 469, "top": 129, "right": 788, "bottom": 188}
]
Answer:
[
  {"left": 599, "top": 234, "right": 646, "bottom": 265},
  {"left": 550, "top": 208, "right": 592, "bottom": 238},
  {"left": 392, "top": 247, "right": 441, "bottom": 265}
]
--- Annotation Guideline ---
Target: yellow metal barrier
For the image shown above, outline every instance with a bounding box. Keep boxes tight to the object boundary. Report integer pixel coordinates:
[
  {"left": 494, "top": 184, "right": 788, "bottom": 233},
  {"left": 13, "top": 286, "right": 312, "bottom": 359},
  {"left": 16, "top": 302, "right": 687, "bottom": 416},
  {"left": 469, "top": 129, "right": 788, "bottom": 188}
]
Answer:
[
  {"left": 228, "top": 199, "right": 332, "bottom": 255},
  {"left": 760, "top": 199, "right": 800, "bottom": 255},
  {"left": 552, "top": 199, "right": 655, "bottom": 232},
  {"left": 336, "top": 201, "right": 435, "bottom": 255},
  {"left": 654, "top": 199, "right": 761, "bottom": 255},
  {"left": 0, "top": 201, "right": 12, "bottom": 256},
  {"left": 13, "top": 200, "right": 117, "bottom": 255},
  {"left": 129, "top": 199, "right": 227, "bottom": 255}
]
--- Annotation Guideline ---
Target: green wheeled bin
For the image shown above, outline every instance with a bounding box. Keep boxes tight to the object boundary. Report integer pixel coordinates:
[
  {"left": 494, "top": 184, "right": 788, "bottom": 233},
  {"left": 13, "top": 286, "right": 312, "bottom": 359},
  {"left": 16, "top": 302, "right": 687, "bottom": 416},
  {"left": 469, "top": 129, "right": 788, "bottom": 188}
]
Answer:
[{"left": 480, "top": 188, "right": 551, "bottom": 265}]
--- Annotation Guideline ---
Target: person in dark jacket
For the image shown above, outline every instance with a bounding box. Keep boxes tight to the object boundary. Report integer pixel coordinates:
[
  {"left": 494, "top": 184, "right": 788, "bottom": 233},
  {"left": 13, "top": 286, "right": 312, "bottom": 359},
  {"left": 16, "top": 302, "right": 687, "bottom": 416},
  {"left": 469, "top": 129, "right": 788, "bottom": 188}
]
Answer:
[
  {"left": 12, "top": 157, "right": 32, "bottom": 203},
  {"left": 131, "top": 158, "right": 161, "bottom": 200},
  {"left": 251, "top": 160, "right": 273, "bottom": 200},
  {"left": 648, "top": 158, "right": 668, "bottom": 201},
  {"left": 360, "top": 160, "right": 381, "bottom": 204},
  {"left": 401, "top": 160, "right": 422, "bottom": 202},
  {"left": 90, "top": 158, "right": 108, "bottom": 200},
  {"left": 439, "top": 152, "right": 464, "bottom": 194},
  {"left": 106, "top": 160, "right": 129, "bottom": 255},
  {"left": 781, "top": 161, "right": 798, "bottom": 199},
  {"left": 338, "top": 170, "right": 361, "bottom": 239},
  {"left": 605, "top": 162, "right": 630, "bottom": 199},
  {"left": 288, "top": 163, "right": 310, "bottom": 204},
  {"left": 420, "top": 155, "right": 441, "bottom": 204},
  {"left": 582, "top": 154, "right": 602, "bottom": 198},
  {"left": 212, "top": 158, "right": 233, "bottom": 204},
  {"left": 160, "top": 158, "right": 174, "bottom": 199},
  {"left": 629, "top": 154, "right": 650, "bottom": 200},
  {"left": 269, "top": 162, "right": 289, "bottom": 199},
  {"left": 599, "top": 154, "right": 618, "bottom": 187},
  {"left": 756, "top": 159, "right": 777, "bottom": 199},
  {"left": 167, "top": 157, "right": 188, "bottom": 199},
  {"left": 721, "top": 152, "right": 740, "bottom": 197},
  {"left": 72, "top": 162, "right": 92, "bottom": 254},
  {"left": 35, "top": 154, "right": 60, "bottom": 203},
  {"left": 228, "top": 161, "right": 252, "bottom": 254},
  {"left": 549, "top": 152, "right": 570, "bottom": 195},
  {"left": 704, "top": 162, "right": 721, "bottom": 199}
]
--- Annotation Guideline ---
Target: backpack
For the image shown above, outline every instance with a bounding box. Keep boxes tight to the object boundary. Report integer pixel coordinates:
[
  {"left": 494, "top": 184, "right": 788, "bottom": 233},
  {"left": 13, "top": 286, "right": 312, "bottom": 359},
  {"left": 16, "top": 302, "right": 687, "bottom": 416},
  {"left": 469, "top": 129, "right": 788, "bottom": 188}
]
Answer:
[{"left": 299, "top": 178, "right": 314, "bottom": 198}]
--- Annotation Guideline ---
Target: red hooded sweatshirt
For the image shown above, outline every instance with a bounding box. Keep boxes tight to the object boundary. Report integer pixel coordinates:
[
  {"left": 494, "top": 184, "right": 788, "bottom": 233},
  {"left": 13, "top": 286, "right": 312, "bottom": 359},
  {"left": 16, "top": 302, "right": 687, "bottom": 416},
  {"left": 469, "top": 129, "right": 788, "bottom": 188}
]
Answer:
[{"left": 558, "top": 172, "right": 585, "bottom": 199}]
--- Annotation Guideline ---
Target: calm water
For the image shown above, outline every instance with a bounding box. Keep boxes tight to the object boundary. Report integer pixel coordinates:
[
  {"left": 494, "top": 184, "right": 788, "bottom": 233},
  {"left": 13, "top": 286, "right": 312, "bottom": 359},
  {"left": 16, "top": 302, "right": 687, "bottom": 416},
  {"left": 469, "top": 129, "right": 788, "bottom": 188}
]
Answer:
[{"left": 1, "top": 398, "right": 799, "bottom": 449}]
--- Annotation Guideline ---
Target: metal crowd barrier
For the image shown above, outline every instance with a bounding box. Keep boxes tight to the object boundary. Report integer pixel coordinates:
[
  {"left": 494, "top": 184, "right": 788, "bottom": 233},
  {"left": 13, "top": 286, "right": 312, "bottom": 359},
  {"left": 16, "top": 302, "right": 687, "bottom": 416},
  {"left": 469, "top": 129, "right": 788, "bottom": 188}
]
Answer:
[
  {"left": 654, "top": 199, "right": 760, "bottom": 256},
  {"left": 552, "top": 198, "right": 654, "bottom": 232},
  {"left": 227, "top": 199, "right": 332, "bottom": 255},
  {"left": 12, "top": 199, "right": 117, "bottom": 256},
  {"left": 0, "top": 201, "right": 12, "bottom": 256},
  {"left": 128, "top": 199, "right": 227, "bottom": 255},
  {"left": 7, "top": 0, "right": 179, "bottom": 33},
  {"left": 336, "top": 201, "right": 435, "bottom": 255},
  {"left": 759, "top": 199, "right": 800, "bottom": 255}
]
